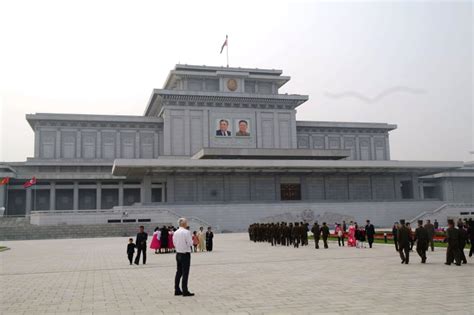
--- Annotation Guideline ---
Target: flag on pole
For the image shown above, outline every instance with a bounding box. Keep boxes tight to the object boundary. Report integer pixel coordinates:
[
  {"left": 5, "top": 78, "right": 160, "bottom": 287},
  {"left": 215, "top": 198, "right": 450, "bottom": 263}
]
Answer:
[
  {"left": 0, "top": 177, "right": 10, "bottom": 185},
  {"left": 220, "top": 35, "right": 228, "bottom": 54},
  {"left": 23, "top": 177, "right": 37, "bottom": 188}
]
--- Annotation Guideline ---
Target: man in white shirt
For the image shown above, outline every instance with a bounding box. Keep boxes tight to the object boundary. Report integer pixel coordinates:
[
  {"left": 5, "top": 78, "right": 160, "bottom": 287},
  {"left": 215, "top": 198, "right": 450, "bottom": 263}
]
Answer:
[{"left": 174, "top": 217, "right": 194, "bottom": 297}]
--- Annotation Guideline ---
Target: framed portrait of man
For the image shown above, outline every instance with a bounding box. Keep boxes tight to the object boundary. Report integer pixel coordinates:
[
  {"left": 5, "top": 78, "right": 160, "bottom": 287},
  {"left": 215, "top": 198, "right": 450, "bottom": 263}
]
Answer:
[
  {"left": 235, "top": 119, "right": 250, "bottom": 137},
  {"left": 215, "top": 119, "right": 232, "bottom": 136}
]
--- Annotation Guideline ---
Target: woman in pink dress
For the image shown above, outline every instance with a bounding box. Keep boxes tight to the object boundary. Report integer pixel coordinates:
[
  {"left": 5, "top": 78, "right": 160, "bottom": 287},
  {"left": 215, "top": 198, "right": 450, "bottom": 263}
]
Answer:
[
  {"left": 150, "top": 227, "right": 161, "bottom": 254},
  {"left": 347, "top": 222, "right": 357, "bottom": 247}
]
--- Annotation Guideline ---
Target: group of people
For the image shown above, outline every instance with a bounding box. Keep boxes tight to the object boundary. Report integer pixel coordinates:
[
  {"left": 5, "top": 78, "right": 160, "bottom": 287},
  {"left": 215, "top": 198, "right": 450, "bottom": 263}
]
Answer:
[
  {"left": 334, "top": 220, "right": 375, "bottom": 248},
  {"left": 248, "top": 221, "right": 330, "bottom": 249},
  {"left": 393, "top": 218, "right": 473, "bottom": 265},
  {"left": 248, "top": 220, "right": 376, "bottom": 250},
  {"left": 249, "top": 217, "right": 474, "bottom": 266},
  {"left": 127, "top": 225, "right": 215, "bottom": 266}
]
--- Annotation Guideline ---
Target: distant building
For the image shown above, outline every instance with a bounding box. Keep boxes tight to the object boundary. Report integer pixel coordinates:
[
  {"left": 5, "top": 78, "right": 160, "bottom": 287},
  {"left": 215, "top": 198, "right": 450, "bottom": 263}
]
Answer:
[{"left": 0, "top": 64, "right": 472, "bottom": 231}]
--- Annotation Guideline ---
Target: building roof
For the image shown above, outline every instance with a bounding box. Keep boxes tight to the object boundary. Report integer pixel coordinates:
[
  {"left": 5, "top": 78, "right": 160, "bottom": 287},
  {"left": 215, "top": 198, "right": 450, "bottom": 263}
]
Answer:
[
  {"left": 297, "top": 121, "right": 397, "bottom": 131},
  {"left": 112, "top": 158, "right": 463, "bottom": 177}
]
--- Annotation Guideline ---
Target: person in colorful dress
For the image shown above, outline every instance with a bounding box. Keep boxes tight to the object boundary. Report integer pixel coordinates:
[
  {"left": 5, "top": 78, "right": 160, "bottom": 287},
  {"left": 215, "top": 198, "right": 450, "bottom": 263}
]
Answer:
[
  {"left": 347, "top": 222, "right": 357, "bottom": 247},
  {"left": 150, "top": 227, "right": 161, "bottom": 254}
]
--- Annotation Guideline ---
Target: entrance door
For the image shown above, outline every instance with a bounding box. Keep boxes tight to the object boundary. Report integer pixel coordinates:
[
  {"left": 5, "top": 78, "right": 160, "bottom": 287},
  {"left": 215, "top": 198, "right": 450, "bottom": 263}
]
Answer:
[{"left": 280, "top": 184, "right": 301, "bottom": 201}]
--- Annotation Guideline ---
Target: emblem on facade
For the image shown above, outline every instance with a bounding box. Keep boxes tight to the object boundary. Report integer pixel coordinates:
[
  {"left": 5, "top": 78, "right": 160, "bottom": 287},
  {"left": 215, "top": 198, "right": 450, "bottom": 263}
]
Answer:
[{"left": 227, "top": 78, "right": 237, "bottom": 91}]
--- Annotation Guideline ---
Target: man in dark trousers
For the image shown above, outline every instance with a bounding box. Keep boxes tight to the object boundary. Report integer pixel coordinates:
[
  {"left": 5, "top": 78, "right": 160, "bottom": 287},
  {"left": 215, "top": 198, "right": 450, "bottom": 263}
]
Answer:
[
  {"left": 134, "top": 225, "right": 148, "bottom": 265},
  {"left": 127, "top": 238, "right": 135, "bottom": 265},
  {"left": 424, "top": 219, "right": 435, "bottom": 252},
  {"left": 445, "top": 219, "right": 461, "bottom": 266},
  {"left": 414, "top": 220, "right": 429, "bottom": 263},
  {"left": 392, "top": 222, "right": 399, "bottom": 252},
  {"left": 365, "top": 220, "right": 375, "bottom": 248},
  {"left": 458, "top": 223, "right": 468, "bottom": 264},
  {"left": 311, "top": 222, "right": 320, "bottom": 249},
  {"left": 321, "top": 222, "right": 330, "bottom": 249},
  {"left": 468, "top": 219, "right": 474, "bottom": 257},
  {"left": 174, "top": 217, "right": 194, "bottom": 296},
  {"left": 397, "top": 220, "right": 411, "bottom": 264},
  {"left": 205, "top": 227, "right": 214, "bottom": 251},
  {"left": 434, "top": 219, "right": 439, "bottom": 230}
]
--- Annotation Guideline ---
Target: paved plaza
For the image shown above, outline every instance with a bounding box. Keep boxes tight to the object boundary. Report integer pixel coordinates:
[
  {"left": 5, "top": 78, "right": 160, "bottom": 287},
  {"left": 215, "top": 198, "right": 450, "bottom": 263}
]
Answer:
[{"left": 1, "top": 233, "right": 473, "bottom": 315}]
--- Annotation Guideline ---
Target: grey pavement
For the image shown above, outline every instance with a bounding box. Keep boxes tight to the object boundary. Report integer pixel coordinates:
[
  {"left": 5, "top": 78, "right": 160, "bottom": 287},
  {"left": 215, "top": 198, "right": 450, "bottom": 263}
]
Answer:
[{"left": 0, "top": 233, "right": 473, "bottom": 315}]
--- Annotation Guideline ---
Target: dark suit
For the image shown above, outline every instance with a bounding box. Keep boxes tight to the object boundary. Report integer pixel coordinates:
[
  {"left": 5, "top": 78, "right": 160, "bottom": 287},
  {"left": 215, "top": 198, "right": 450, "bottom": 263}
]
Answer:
[
  {"left": 127, "top": 243, "right": 135, "bottom": 265},
  {"left": 311, "top": 224, "right": 320, "bottom": 249},
  {"left": 216, "top": 130, "right": 231, "bottom": 136},
  {"left": 365, "top": 224, "right": 375, "bottom": 248},
  {"left": 445, "top": 227, "right": 461, "bottom": 265},
  {"left": 397, "top": 226, "right": 411, "bottom": 263},
  {"left": 206, "top": 231, "right": 214, "bottom": 251},
  {"left": 321, "top": 225, "right": 330, "bottom": 249},
  {"left": 424, "top": 223, "right": 435, "bottom": 251},
  {"left": 134, "top": 232, "right": 148, "bottom": 265},
  {"left": 414, "top": 226, "right": 429, "bottom": 262}
]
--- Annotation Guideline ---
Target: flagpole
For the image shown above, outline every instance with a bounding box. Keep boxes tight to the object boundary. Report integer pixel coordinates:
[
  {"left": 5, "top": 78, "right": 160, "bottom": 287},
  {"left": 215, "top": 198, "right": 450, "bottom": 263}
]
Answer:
[
  {"left": 226, "top": 37, "right": 229, "bottom": 67},
  {"left": 33, "top": 185, "right": 36, "bottom": 212}
]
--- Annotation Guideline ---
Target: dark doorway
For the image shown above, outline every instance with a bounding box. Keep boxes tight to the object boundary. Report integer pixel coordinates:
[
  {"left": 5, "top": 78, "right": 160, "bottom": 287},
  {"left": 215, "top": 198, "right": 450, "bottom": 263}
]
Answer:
[
  {"left": 400, "top": 180, "right": 413, "bottom": 199},
  {"left": 280, "top": 184, "right": 301, "bottom": 201}
]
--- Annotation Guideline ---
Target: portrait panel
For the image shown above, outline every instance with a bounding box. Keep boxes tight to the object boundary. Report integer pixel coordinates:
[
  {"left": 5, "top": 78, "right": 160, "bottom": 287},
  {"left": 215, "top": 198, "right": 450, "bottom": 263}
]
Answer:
[{"left": 235, "top": 119, "right": 251, "bottom": 137}]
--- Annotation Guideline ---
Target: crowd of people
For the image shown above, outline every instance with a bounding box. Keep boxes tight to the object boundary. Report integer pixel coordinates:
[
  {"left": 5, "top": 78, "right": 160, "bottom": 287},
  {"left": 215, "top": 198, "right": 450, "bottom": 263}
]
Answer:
[
  {"left": 248, "top": 218, "right": 474, "bottom": 266},
  {"left": 248, "top": 220, "right": 375, "bottom": 249},
  {"left": 127, "top": 225, "right": 214, "bottom": 266}
]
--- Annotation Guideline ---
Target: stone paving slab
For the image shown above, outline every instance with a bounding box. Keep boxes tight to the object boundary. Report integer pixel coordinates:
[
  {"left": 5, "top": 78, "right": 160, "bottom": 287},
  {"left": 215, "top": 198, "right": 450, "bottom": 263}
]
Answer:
[{"left": 0, "top": 233, "right": 473, "bottom": 314}]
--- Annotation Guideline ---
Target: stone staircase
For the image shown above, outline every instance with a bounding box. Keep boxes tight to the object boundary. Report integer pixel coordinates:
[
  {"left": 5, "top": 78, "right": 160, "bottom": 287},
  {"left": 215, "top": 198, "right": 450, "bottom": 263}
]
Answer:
[
  {"left": 409, "top": 203, "right": 474, "bottom": 226},
  {"left": 0, "top": 217, "right": 173, "bottom": 241}
]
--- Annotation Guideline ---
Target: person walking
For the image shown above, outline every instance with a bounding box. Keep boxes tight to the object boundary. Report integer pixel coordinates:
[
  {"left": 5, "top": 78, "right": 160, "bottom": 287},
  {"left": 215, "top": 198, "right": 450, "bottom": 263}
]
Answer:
[
  {"left": 424, "top": 220, "right": 435, "bottom": 252},
  {"left": 445, "top": 219, "right": 461, "bottom": 266},
  {"left": 397, "top": 220, "right": 410, "bottom": 264},
  {"left": 197, "top": 227, "right": 206, "bottom": 252},
  {"left": 392, "top": 222, "right": 399, "bottom": 252},
  {"left": 206, "top": 227, "right": 214, "bottom": 252},
  {"left": 174, "top": 218, "right": 194, "bottom": 297},
  {"left": 134, "top": 226, "right": 148, "bottom": 265},
  {"left": 321, "top": 222, "right": 330, "bottom": 249},
  {"left": 311, "top": 222, "right": 320, "bottom": 249},
  {"left": 414, "top": 220, "right": 429, "bottom": 263},
  {"left": 365, "top": 220, "right": 375, "bottom": 248}
]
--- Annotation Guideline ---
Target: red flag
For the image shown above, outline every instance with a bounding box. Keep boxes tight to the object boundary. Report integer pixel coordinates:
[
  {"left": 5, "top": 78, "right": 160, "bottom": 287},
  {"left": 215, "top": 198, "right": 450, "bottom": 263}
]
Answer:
[
  {"left": 220, "top": 35, "right": 228, "bottom": 54},
  {"left": 0, "top": 177, "right": 10, "bottom": 185},
  {"left": 23, "top": 177, "right": 37, "bottom": 188}
]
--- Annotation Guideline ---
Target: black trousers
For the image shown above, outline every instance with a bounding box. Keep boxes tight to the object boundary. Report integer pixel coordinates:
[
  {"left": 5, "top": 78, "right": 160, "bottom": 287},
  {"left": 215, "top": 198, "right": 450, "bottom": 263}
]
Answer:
[
  {"left": 314, "top": 238, "right": 320, "bottom": 249},
  {"left": 446, "top": 246, "right": 461, "bottom": 265},
  {"left": 470, "top": 241, "right": 474, "bottom": 257},
  {"left": 368, "top": 236, "right": 374, "bottom": 248},
  {"left": 399, "top": 244, "right": 410, "bottom": 263},
  {"left": 175, "top": 253, "right": 191, "bottom": 293},
  {"left": 323, "top": 237, "right": 328, "bottom": 248},
  {"left": 416, "top": 246, "right": 426, "bottom": 262},
  {"left": 337, "top": 237, "right": 345, "bottom": 246},
  {"left": 428, "top": 238, "right": 434, "bottom": 251},
  {"left": 393, "top": 238, "right": 399, "bottom": 251},
  {"left": 206, "top": 241, "right": 213, "bottom": 252},
  {"left": 128, "top": 253, "right": 134, "bottom": 264},
  {"left": 134, "top": 246, "right": 146, "bottom": 265}
]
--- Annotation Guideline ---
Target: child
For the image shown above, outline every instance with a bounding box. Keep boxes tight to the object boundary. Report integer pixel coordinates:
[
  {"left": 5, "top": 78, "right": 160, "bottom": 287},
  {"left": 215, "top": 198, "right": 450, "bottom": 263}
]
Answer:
[
  {"left": 359, "top": 228, "right": 366, "bottom": 248},
  {"left": 192, "top": 231, "right": 199, "bottom": 252},
  {"left": 127, "top": 238, "right": 135, "bottom": 265}
]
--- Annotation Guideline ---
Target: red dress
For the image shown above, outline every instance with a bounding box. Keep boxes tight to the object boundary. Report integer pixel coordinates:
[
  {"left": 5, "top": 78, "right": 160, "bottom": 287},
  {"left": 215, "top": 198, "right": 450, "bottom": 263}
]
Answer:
[
  {"left": 150, "top": 231, "right": 161, "bottom": 250},
  {"left": 168, "top": 231, "right": 174, "bottom": 249}
]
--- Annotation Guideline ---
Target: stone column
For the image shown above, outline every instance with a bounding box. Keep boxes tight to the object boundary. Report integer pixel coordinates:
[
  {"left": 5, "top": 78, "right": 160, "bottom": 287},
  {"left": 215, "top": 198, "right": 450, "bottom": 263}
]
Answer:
[
  {"left": 50, "top": 182, "right": 56, "bottom": 210},
  {"left": 166, "top": 176, "right": 175, "bottom": 202},
  {"left": 411, "top": 174, "right": 420, "bottom": 200},
  {"left": 26, "top": 188, "right": 32, "bottom": 215},
  {"left": 141, "top": 176, "right": 152, "bottom": 204},
  {"left": 73, "top": 182, "right": 79, "bottom": 210},
  {"left": 118, "top": 181, "right": 124, "bottom": 206},
  {"left": 96, "top": 182, "right": 102, "bottom": 210},
  {"left": 34, "top": 128, "right": 40, "bottom": 157},
  {"left": 55, "top": 129, "right": 61, "bottom": 158},
  {"left": 76, "top": 130, "right": 82, "bottom": 158},
  {"left": 0, "top": 185, "right": 6, "bottom": 210}
]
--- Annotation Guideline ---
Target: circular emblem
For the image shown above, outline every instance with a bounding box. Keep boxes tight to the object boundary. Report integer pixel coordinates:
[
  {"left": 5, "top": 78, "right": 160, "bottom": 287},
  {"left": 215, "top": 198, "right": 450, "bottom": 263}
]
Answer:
[{"left": 227, "top": 79, "right": 237, "bottom": 91}]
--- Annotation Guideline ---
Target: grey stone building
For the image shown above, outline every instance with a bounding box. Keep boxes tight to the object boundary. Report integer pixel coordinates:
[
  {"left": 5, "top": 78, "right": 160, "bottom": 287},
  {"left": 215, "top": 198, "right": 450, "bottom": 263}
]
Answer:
[{"left": 0, "top": 64, "right": 473, "bottom": 232}]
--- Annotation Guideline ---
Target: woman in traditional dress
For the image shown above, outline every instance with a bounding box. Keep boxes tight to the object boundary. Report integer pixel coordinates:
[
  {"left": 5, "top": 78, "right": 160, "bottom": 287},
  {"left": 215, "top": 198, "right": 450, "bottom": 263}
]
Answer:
[
  {"left": 168, "top": 226, "right": 175, "bottom": 252},
  {"left": 347, "top": 222, "right": 357, "bottom": 247},
  {"left": 160, "top": 225, "right": 169, "bottom": 253},
  {"left": 197, "top": 226, "right": 206, "bottom": 252},
  {"left": 150, "top": 227, "right": 161, "bottom": 254}
]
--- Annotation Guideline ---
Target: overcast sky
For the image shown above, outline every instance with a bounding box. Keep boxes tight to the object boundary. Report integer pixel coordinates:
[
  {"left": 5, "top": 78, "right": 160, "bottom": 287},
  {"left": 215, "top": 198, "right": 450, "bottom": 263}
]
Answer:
[{"left": 0, "top": 0, "right": 472, "bottom": 162}]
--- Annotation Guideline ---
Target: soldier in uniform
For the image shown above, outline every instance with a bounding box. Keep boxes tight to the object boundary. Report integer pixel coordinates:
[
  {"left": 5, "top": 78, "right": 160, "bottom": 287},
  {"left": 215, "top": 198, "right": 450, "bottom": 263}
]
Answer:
[
  {"left": 414, "top": 220, "right": 429, "bottom": 263},
  {"left": 134, "top": 225, "right": 148, "bottom": 265},
  {"left": 311, "top": 221, "right": 320, "bottom": 249},
  {"left": 397, "top": 219, "right": 410, "bottom": 264},
  {"left": 293, "top": 222, "right": 300, "bottom": 248},
  {"left": 445, "top": 219, "right": 461, "bottom": 266},
  {"left": 321, "top": 222, "right": 330, "bottom": 249},
  {"left": 424, "top": 219, "right": 436, "bottom": 252},
  {"left": 458, "top": 222, "right": 468, "bottom": 264}
]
